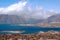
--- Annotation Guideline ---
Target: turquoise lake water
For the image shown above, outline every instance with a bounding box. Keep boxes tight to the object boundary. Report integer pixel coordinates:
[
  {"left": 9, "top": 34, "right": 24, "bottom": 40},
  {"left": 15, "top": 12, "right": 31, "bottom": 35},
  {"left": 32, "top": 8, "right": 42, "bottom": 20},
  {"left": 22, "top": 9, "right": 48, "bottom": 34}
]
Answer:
[{"left": 0, "top": 24, "right": 60, "bottom": 34}]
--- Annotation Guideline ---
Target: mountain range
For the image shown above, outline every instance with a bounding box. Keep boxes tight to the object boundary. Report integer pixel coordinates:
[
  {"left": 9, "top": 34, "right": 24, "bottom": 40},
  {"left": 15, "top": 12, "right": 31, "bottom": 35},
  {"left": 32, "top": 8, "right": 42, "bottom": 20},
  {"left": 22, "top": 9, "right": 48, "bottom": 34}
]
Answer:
[
  {"left": 0, "top": 13, "right": 60, "bottom": 27},
  {"left": 0, "top": 14, "right": 44, "bottom": 24}
]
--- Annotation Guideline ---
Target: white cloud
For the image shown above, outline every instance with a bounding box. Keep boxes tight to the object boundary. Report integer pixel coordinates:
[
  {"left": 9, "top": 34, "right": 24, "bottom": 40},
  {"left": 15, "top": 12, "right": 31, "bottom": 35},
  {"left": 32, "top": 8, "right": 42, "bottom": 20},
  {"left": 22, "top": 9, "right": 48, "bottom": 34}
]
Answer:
[
  {"left": 0, "top": 8, "right": 4, "bottom": 11},
  {"left": 35, "top": 6, "right": 43, "bottom": 11},
  {"left": 49, "top": 10, "right": 54, "bottom": 12},
  {"left": 0, "top": 0, "right": 59, "bottom": 20},
  {"left": 0, "top": 1, "right": 27, "bottom": 14}
]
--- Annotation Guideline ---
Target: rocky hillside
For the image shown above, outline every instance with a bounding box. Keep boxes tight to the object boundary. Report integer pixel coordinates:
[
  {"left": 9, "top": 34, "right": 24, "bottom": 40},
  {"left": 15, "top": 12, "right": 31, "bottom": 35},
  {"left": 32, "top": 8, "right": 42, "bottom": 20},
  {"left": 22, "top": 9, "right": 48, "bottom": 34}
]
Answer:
[
  {"left": 0, "top": 14, "right": 44, "bottom": 24},
  {"left": 0, "top": 14, "right": 60, "bottom": 27},
  {"left": 47, "top": 14, "right": 60, "bottom": 23},
  {"left": 36, "top": 14, "right": 60, "bottom": 27},
  {"left": 19, "top": 14, "right": 60, "bottom": 27},
  {"left": 0, "top": 14, "right": 26, "bottom": 24}
]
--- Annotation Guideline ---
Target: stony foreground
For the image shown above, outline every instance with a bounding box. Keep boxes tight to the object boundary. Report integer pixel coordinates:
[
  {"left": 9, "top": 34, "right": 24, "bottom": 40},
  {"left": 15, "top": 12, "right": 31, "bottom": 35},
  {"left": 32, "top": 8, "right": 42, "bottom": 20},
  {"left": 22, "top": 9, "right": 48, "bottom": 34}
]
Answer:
[{"left": 0, "top": 31, "right": 60, "bottom": 40}]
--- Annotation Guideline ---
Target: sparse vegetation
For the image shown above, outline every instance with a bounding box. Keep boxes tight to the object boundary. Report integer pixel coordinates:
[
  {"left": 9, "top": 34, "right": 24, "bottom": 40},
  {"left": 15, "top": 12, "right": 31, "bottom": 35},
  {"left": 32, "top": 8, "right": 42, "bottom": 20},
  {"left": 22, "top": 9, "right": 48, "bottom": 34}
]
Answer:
[{"left": 0, "top": 31, "right": 60, "bottom": 40}]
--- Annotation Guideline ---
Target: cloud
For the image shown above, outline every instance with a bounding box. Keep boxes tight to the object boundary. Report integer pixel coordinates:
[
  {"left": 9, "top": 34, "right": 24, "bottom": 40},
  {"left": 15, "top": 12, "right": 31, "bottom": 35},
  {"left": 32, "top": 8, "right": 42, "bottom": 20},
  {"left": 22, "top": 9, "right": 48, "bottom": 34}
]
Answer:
[
  {"left": 0, "top": 1, "right": 27, "bottom": 14},
  {"left": 6, "top": 1, "right": 27, "bottom": 12},
  {"left": 0, "top": 8, "right": 4, "bottom": 11},
  {"left": 0, "top": 0, "right": 59, "bottom": 20}
]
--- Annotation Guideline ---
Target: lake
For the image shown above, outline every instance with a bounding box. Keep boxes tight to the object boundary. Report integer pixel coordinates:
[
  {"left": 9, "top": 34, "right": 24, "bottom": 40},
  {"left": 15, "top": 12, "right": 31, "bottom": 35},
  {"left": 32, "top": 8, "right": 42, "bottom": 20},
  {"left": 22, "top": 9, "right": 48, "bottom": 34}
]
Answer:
[{"left": 0, "top": 24, "right": 60, "bottom": 34}]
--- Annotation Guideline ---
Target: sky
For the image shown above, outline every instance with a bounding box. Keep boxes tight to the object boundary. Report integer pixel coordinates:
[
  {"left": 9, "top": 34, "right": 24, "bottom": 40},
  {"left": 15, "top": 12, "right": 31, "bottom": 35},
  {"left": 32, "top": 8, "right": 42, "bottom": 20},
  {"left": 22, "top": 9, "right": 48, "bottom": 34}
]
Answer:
[
  {"left": 0, "top": 0, "right": 60, "bottom": 19},
  {"left": 0, "top": 0, "right": 20, "bottom": 7},
  {"left": 0, "top": 0, "right": 60, "bottom": 11},
  {"left": 29, "top": 0, "right": 60, "bottom": 11}
]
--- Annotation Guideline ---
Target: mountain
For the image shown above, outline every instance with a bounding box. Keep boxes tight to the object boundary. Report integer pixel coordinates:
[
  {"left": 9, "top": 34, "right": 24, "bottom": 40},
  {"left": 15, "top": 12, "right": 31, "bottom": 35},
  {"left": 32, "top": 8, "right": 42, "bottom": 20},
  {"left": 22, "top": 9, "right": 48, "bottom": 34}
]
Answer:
[
  {"left": 0, "top": 14, "right": 44, "bottom": 24},
  {"left": 47, "top": 14, "right": 60, "bottom": 23},
  {"left": 0, "top": 14, "right": 26, "bottom": 24},
  {"left": 34, "top": 14, "right": 60, "bottom": 27},
  {"left": 22, "top": 14, "right": 60, "bottom": 27},
  {"left": 46, "top": 14, "right": 60, "bottom": 27},
  {"left": 0, "top": 13, "right": 60, "bottom": 27}
]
